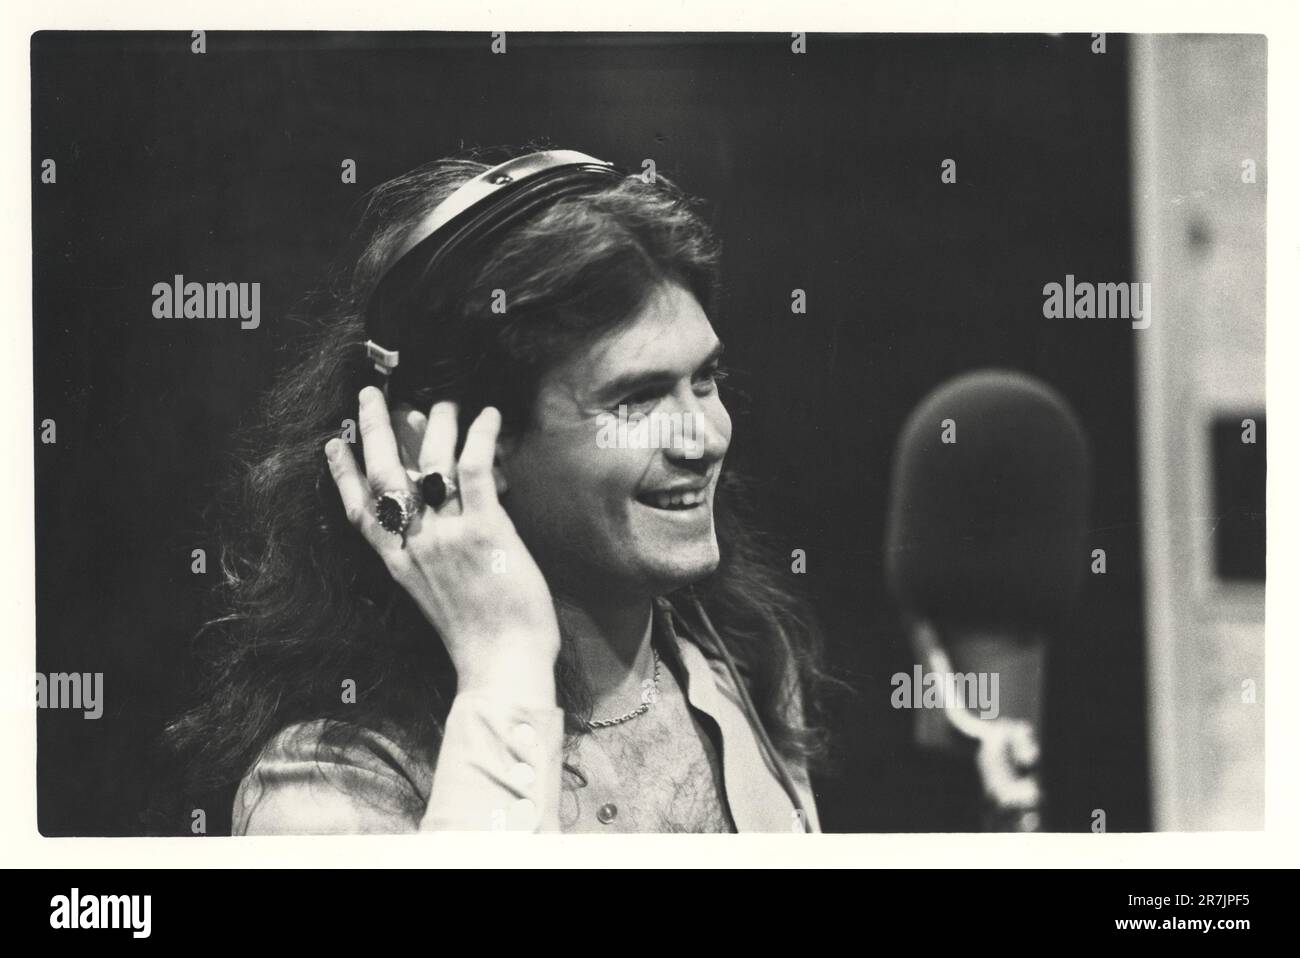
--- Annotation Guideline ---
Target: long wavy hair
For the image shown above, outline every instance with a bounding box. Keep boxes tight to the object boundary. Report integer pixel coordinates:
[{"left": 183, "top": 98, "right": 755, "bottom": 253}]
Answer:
[{"left": 158, "top": 144, "right": 838, "bottom": 831}]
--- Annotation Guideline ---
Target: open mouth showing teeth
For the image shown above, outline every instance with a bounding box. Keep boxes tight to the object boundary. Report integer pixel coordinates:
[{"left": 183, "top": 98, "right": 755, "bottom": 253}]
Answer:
[{"left": 637, "top": 488, "right": 707, "bottom": 510}]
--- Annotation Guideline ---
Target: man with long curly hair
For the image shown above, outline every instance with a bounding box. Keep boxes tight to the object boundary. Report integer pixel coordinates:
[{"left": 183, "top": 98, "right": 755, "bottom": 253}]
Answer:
[{"left": 164, "top": 146, "right": 836, "bottom": 833}]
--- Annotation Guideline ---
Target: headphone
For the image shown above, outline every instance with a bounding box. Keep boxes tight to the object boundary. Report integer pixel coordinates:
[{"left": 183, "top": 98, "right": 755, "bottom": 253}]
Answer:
[
  {"left": 363, "top": 149, "right": 623, "bottom": 402},
  {"left": 362, "top": 148, "right": 812, "bottom": 830}
]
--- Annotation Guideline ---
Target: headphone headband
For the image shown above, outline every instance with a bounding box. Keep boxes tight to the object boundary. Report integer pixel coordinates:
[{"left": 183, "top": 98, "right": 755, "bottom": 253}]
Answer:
[{"left": 364, "top": 150, "right": 622, "bottom": 382}]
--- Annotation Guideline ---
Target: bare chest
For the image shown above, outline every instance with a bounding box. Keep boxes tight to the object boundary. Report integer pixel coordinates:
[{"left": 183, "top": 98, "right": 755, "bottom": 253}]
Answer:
[{"left": 561, "top": 672, "right": 734, "bottom": 833}]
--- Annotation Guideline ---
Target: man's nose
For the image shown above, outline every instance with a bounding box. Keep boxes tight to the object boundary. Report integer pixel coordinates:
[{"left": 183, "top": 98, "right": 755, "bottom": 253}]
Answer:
[{"left": 664, "top": 396, "right": 728, "bottom": 466}]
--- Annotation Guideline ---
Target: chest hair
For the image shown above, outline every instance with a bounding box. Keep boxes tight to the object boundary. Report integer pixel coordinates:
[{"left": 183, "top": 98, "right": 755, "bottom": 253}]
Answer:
[{"left": 578, "top": 660, "right": 734, "bottom": 833}]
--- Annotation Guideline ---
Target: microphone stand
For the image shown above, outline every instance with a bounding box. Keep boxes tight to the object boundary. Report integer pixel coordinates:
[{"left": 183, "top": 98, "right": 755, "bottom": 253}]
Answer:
[{"left": 910, "top": 620, "right": 1044, "bottom": 832}]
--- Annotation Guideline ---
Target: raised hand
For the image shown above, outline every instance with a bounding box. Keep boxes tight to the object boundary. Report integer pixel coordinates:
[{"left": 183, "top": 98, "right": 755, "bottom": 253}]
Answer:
[{"left": 325, "top": 387, "right": 560, "bottom": 704}]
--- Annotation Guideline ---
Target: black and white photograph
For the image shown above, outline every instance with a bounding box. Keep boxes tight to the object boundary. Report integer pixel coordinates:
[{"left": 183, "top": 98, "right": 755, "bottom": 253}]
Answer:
[{"left": 9, "top": 3, "right": 1294, "bottom": 902}]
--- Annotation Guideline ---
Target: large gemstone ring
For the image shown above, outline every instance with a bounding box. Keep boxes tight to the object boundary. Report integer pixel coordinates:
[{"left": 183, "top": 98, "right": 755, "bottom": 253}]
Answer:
[
  {"left": 375, "top": 490, "right": 420, "bottom": 535},
  {"left": 406, "top": 470, "right": 459, "bottom": 509},
  {"left": 421, "top": 472, "right": 458, "bottom": 509}
]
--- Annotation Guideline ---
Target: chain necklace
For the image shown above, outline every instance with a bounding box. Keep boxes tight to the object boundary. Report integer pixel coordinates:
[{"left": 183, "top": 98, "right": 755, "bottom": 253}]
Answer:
[{"left": 585, "top": 645, "right": 662, "bottom": 730}]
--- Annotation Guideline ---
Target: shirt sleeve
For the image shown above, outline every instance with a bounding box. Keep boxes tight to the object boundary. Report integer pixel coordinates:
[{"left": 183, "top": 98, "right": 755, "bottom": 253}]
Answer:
[
  {"left": 232, "top": 693, "right": 566, "bottom": 835},
  {"left": 419, "top": 691, "right": 566, "bottom": 832}
]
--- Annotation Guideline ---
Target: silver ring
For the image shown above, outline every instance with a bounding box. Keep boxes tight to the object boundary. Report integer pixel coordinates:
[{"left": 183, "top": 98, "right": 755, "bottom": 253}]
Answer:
[{"left": 407, "top": 469, "right": 459, "bottom": 509}]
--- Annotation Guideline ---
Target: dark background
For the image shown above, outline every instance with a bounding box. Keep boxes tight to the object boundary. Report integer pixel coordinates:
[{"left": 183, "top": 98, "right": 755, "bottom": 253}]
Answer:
[{"left": 32, "top": 31, "right": 1150, "bottom": 834}]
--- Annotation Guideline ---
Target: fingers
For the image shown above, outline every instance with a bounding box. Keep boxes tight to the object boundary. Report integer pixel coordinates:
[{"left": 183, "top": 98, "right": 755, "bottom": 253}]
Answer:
[
  {"left": 457, "top": 406, "right": 502, "bottom": 512},
  {"left": 419, "top": 400, "right": 459, "bottom": 475},
  {"left": 391, "top": 404, "right": 428, "bottom": 472},
  {"left": 357, "top": 386, "right": 408, "bottom": 492},
  {"left": 324, "top": 437, "right": 405, "bottom": 561}
]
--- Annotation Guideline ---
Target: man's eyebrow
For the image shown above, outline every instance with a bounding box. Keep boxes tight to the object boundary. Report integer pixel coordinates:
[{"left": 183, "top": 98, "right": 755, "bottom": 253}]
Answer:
[{"left": 594, "top": 341, "right": 726, "bottom": 401}]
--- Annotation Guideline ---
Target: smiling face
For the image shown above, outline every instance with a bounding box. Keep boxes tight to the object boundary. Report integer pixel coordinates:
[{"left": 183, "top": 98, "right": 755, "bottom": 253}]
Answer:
[{"left": 497, "top": 281, "right": 732, "bottom": 604}]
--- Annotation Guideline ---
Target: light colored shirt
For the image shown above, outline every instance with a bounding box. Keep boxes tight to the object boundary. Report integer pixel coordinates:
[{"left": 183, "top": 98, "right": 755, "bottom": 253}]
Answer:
[{"left": 232, "top": 596, "right": 821, "bottom": 834}]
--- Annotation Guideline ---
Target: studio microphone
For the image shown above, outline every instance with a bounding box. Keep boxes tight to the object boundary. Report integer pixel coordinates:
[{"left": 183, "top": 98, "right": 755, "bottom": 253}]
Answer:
[{"left": 883, "top": 369, "right": 1091, "bottom": 830}]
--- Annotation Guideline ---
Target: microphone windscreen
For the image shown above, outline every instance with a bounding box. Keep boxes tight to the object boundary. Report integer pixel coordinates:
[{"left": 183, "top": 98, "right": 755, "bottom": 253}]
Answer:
[{"left": 884, "top": 369, "right": 1091, "bottom": 633}]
